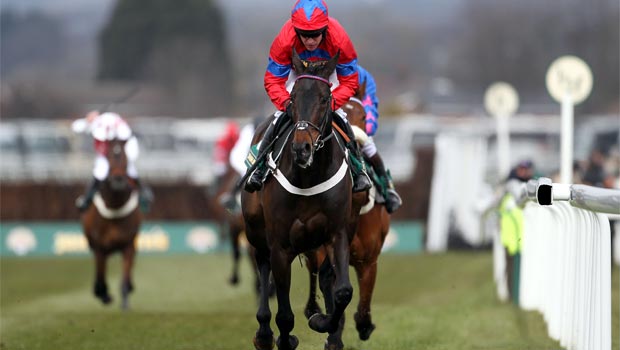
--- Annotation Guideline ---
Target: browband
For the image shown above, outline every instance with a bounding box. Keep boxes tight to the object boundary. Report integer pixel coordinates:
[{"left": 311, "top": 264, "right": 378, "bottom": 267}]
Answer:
[{"left": 296, "top": 74, "right": 332, "bottom": 86}]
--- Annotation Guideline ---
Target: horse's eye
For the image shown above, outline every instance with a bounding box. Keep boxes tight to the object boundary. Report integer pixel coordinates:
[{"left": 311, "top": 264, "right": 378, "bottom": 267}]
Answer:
[{"left": 321, "top": 96, "right": 330, "bottom": 104}]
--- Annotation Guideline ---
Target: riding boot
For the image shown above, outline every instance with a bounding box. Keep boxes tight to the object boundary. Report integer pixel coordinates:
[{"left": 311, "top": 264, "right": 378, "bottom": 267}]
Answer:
[
  {"left": 219, "top": 176, "right": 241, "bottom": 212},
  {"left": 245, "top": 112, "right": 289, "bottom": 193},
  {"left": 333, "top": 110, "right": 372, "bottom": 193},
  {"left": 76, "top": 178, "right": 101, "bottom": 212},
  {"left": 367, "top": 154, "right": 402, "bottom": 214},
  {"left": 134, "top": 178, "right": 154, "bottom": 212}
]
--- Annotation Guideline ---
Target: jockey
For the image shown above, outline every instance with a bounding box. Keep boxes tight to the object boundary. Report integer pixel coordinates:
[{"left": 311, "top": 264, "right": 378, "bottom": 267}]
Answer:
[
  {"left": 218, "top": 117, "right": 263, "bottom": 211},
  {"left": 354, "top": 65, "right": 402, "bottom": 213},
  {"left": 230, "top": 118, "right": 262, "bottom": 179},
  {"left": 71, "top": 110, "right": 152, "bottom": 212},
  {"left": 244, "top": 0, "right": 372, "bottom": 194},
  {"left": 213, "top": 121, "right": 240, "bottom": 181}
]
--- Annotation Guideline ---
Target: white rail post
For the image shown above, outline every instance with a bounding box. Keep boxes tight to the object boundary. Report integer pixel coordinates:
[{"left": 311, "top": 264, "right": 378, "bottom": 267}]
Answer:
[
  {"left": 545, "top": 55, "right": 593, "bottom": 184},
  {"left": 517, "top": 178, "right": 618, "bottom": 350}
]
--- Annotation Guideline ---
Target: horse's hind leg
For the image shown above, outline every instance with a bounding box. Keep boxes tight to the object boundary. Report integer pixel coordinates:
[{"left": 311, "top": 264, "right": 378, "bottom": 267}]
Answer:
[
  {"left": 93, "top": 250, "right": 112, "bottom": 305},
  {"left": 228, "top": 224, "right": 241, "bottom": 286},
  {"left": 253, "top": 249, "right": 275, "bottom": 350},
  {"left": 303, "top": 252, "right": 323, "bottom": 319},
  {"left": 314, "top": 257, "right": 345, "bottom": 350},
  {"left": 120, "top": 244, "right": 136, "bottom": 310},
  {"left": 308, "top": 231, "right": 353, "bottom": 335},
  {"left": 248, "top": 245, "right": 275, "bottom": 297},
  {"left": 353, "top": 261, "right": 377, "bottom": 341}
]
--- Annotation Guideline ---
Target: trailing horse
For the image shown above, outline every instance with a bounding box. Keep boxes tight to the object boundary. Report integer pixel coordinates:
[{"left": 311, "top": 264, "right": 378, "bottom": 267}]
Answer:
[
  {"left": 241, "top": 50, "right": 362, "bottom": 350},
  {"left": 80, "top": 138, "right": 141, "bottom": 310},
  {"left": 210, "top": 164, "right": 257, "bottom": 289},
  {"left": 304, "top": 80, "right": 391, "bottom": 346}
]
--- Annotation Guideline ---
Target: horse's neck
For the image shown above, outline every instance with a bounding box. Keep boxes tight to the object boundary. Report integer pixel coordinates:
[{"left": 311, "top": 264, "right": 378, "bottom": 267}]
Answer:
[
  {"left": 285, "top": 132, "right": 342, "bottom": 183},
  {"left": 99, "top": 182, "right": 133, "bottom": 209}
]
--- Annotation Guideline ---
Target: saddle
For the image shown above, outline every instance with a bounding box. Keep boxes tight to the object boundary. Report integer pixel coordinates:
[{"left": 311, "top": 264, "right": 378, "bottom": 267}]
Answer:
[
  {"left": 241, "top": 121, "right": 384, "bottom": 201},
  {"left": 254, "top": 122, "right": 352, "bottom": 176}
]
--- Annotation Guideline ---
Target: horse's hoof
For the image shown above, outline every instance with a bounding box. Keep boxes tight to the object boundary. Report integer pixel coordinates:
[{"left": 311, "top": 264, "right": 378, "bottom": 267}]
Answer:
[
  {"left": 357, "top": 322, "right": 375, "bottom": 341},
  {"left": 276, "top": 335, "right": 298, "bottom": 350},
  {"left": 99, "top": 295, "right": 113, "bottom": 305},
  {"left": 229, "top": 275, "right": 239, "bottom": 286},
  {"left": 253, "top": 335, "right": 275, "bottom": 350},
  {"left": 304, "top": 302, "right": 322, "bottom": 320},
  {"left": 324, "top": 340, "right": 344, "bottom": 350},
  {"left": 308, "top": 313, "right": 332, "bottom": 334},
  {"left": 354, "top": 312, "right": 375, "bottom": 340}
]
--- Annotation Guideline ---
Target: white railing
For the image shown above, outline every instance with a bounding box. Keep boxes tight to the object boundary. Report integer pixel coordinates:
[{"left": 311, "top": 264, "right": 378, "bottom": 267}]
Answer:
[{"left": 502, "top": 178, "right": 619, "bottom": 350}]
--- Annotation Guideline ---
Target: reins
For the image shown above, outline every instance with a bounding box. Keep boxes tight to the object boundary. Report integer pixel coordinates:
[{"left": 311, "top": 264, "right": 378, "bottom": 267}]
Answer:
[{"left": 293, "top": 74, "right": 333, "bottom": 152}]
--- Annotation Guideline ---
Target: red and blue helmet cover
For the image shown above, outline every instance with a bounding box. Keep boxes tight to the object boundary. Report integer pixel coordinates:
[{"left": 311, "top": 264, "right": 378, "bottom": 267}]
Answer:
[{"left": 291, "top": 0, "right": 329, "bottom": 31}]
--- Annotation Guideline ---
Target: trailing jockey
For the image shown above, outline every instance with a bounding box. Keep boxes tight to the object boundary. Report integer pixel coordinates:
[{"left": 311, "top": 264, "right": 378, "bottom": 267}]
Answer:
[
  {"left": 72, "top": 111, "right": 153, "bottom": 212},
  {"left": 354, "top": 65, "right": 402, "bottom": 213}
]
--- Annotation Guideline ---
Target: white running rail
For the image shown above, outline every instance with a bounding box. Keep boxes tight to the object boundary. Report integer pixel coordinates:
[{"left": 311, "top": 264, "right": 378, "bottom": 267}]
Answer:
[{"left": 516, "top": 178, "right": 618, "bottom": 350}]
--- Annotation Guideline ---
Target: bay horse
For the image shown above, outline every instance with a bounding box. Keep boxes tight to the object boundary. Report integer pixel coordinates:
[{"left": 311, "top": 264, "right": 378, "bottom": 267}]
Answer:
[
  {"left": 80, "top": 138, "right": 141, "bottom": 309},
  {"left": 241, "top": 50, "right": 362, "bottom": 350},
  {"left": 304, "top": 80, "right": 391, "bottom": 346}
]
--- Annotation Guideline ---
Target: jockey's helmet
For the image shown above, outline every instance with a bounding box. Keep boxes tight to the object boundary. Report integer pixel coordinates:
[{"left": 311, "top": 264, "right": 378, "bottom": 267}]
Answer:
[{"left": 291, "top": 0, "right": 328, "bottom": 32}]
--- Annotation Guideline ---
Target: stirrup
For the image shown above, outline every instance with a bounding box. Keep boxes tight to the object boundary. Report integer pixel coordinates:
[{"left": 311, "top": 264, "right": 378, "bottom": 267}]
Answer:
[{"left": 245, "top": 167, "right": 267, "bottom": 193}]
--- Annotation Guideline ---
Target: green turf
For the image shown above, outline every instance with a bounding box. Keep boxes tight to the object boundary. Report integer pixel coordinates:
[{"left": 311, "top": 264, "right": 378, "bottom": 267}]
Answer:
[{"left": 0, "top": 252, "right": 580, "bottom": 349}]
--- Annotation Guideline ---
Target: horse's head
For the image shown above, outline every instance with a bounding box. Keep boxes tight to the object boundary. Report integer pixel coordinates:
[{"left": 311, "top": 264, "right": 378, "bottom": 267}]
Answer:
[
  {"left": 342, "top": 79, "right": 367, "bottom": 131},
  {"left": 289, "top": 48, "right": 339, "bottom": 168},
  {"left": 106, "top": 139, "right": 130, "bottom": 192}
]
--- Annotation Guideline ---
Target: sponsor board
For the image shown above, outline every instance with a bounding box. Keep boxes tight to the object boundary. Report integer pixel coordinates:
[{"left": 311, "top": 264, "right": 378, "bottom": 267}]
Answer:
[{"left": 0, "top": 221, "right": 423, "bottom": 257}]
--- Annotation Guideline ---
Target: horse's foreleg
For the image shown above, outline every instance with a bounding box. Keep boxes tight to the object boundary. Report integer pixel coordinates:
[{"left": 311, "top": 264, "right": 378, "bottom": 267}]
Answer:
[
  {"left": 120, "top": 243, "right": 136, "bottom": 310},
  {"left": 303, "top": 252, "right": 323, "bottom": 319},
  {"left": 353, "top": 261, "right": 377, "bottom": 341},
  {"left": 253, "top": 249, "right": 275, "bottom": 350},
  {"left": 271, "top": 249, "right": 298, "bottom": 350},
  {"left": 93, "top": 250, "right": 112, "bottom": 305}
]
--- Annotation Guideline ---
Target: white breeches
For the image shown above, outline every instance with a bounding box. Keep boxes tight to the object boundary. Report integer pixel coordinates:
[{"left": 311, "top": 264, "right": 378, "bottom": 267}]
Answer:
[
  {"left": 93, "top": 155, "right": 139, "bottom": 180},
  {"left": 361, "top": 136, "right": 378, "bottom": 158},
  {"left": 93, "top": 137, "right": 140, "bottom": 180},
  {"left": 350, "top": 123, "right": 377, "bottom": 158},
  {"left": 230, "top": 123, "right": 256, "bottom": 177}
]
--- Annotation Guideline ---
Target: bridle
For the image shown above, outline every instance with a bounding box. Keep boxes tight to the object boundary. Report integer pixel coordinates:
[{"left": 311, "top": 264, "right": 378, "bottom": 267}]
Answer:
[{"left": 292, "top": 74, "right": 334, "bottom": 152}]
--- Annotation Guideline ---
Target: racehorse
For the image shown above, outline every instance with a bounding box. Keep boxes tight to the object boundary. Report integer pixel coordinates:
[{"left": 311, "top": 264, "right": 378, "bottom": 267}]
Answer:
[
  {"left": 210, "top": 165, "right": 256, "bottom": 289},
  {"left": 80, "top": 138, "right": 142, "bottom": 309},
  {"left": 241, "top": 50, "right": 362, "bottom": 350},
  {"left": 303, "top": 80, "right": 391, "bottom": 345}
]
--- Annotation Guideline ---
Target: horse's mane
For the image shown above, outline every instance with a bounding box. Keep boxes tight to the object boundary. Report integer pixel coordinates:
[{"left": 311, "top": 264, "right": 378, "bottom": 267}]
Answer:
[{"left": 296, "top": 59, "right": 331, "bottom": 76}]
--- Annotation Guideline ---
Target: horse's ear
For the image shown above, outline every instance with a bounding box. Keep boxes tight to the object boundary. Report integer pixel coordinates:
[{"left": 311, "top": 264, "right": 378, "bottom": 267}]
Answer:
[
  {"left": 292, "top": 47, "right": 306, "bottom": 74},
  {"left": 323, "top": 50, "right": 340, "bottom": 78}
]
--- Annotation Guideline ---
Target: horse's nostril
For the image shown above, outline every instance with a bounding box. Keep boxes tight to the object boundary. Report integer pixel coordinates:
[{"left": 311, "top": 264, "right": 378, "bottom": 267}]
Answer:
[{"left": 304, "top": 143, "right": 311, "bottom": 153}]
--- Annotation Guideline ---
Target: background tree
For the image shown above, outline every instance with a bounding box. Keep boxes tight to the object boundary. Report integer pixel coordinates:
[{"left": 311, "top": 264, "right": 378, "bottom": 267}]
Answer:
[
  {"left": 442, "top": 0, "right": 619, "bottom": 113},
  {"left": 98, "top": 0, "right": 233, "bottom": 116},
  {"left": 0, "top": 9, "right": 76, "bottom": 118}
]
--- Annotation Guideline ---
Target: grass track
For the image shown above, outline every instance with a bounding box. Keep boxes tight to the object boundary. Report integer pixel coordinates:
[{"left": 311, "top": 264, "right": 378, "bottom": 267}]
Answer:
[{"left": 0, "top": 252, "right": 610, "bottom": 350}]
